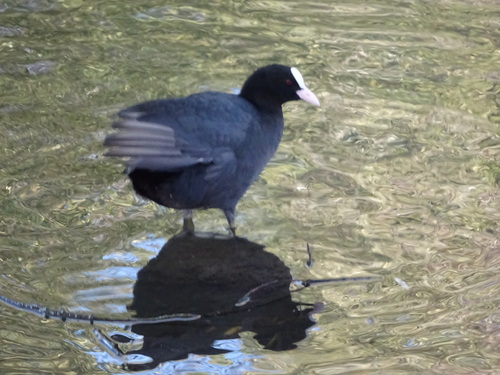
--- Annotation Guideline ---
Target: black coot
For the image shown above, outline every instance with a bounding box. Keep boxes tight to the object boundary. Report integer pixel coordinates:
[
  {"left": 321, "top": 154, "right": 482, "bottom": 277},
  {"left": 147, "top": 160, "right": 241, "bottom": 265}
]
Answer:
[{"left": 104, "top": 64, "right": 319, "bottom": 234}]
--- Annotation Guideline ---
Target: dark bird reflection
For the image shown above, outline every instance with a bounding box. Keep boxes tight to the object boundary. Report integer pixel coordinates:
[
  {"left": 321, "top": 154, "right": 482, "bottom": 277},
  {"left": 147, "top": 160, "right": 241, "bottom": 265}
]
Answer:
[{"left": 116, "top": 231, "right": 318, "bottom": 371}]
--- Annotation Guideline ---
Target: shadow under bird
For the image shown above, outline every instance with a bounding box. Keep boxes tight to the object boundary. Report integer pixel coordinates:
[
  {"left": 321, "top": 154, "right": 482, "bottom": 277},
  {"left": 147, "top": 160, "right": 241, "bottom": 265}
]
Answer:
[{"left": 104, "top": 64, "right": 320, "bottom": 234}]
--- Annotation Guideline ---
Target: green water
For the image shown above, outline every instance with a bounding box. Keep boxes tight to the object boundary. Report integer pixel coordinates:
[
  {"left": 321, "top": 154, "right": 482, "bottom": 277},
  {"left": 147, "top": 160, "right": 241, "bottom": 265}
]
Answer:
[{"left": 1, "top": 0, "right": 499, "bottom": 373}]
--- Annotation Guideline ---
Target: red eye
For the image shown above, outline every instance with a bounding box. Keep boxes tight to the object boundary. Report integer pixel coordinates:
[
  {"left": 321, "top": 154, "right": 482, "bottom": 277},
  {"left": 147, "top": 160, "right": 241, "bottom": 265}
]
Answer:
[{"left": 284, "top": 79, "right": 293, "bottom": 86}]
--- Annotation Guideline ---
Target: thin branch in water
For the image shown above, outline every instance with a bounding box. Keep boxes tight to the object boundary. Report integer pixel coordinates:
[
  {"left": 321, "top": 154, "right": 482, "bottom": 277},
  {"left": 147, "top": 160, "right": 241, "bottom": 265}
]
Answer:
[
  {"left": 0, "top": 295, "right": 200, "bottom": 326},
  {"left": 234, "top": 280, "right": 279, "bottom": 307},
  {"left": 291, "top": 275, "right": 381, "bottom": 291},
  {"left": 306, "top": 243, "right": 313, "bottom": 267}
]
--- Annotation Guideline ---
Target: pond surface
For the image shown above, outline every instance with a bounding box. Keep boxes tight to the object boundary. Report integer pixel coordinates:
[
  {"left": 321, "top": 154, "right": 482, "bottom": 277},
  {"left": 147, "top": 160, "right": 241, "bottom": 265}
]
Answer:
[{"left": 1, "top": 0, "right": 499, "bottom": 373}]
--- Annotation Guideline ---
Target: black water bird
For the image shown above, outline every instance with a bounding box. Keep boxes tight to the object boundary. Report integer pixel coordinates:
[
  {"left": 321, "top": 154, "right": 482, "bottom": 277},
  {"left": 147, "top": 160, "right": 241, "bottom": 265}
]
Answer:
[{"left": 104, "top": 64, "right": 320, "bottom": 234}]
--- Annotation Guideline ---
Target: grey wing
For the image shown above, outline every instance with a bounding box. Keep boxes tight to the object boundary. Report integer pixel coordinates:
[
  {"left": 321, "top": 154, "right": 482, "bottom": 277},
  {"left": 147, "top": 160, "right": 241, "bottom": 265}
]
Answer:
[
  {"left": 104, "top": 116, "right": 213, "bottom": 172},
  {"left": 105, "top": 94, "right": 256, "bottom": 179}
]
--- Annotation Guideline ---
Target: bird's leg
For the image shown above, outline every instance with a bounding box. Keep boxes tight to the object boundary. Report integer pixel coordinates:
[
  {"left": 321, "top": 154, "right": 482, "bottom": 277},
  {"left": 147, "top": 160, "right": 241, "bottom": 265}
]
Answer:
[
  {"left": 182, "top": 209, "right": 194, "bottom": 233},
  {"left": 224, "top": 209, "right": 236, "bottom": 236}
]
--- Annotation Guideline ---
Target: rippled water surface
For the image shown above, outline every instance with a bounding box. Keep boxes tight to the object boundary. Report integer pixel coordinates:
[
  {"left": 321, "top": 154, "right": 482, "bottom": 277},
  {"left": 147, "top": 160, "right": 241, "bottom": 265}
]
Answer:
[{"left": 1, "top": 0, "right": 499, "bottom": 374}]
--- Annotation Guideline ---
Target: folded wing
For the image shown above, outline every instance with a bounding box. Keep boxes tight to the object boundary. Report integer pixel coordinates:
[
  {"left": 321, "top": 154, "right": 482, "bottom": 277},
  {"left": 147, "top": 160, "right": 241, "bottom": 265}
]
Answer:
[{"left": 104, "top": 93, "right": 255, "bottom": 179}]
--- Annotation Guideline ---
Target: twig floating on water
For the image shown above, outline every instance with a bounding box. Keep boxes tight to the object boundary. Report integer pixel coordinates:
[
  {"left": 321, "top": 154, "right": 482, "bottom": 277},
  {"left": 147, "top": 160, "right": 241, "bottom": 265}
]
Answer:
[
  {"left": 293, "top": 275, "right": 381, "bottom": 290},
  {"left": 0, "top": 295, "right": 200, "bottom": 326},
  {"left": 306, "top": 243, "right": 313, "bottom": 267},
  {"left": 234, "top": 280, "right": 279, "bottom": 307}
]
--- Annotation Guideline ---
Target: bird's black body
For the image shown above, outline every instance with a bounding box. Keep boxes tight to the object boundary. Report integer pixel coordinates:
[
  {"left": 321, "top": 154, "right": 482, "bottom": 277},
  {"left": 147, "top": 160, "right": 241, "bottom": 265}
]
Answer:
[
  {"left": 121, "top": 92, "right": 283, "bottom": 214},
  {"left": 105, "top": 64, "right": 319, "bottom": 233}
]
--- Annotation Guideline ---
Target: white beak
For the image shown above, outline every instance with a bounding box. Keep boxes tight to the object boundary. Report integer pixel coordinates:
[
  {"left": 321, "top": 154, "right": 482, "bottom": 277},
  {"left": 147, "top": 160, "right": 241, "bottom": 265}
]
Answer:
[{"left": 297, "top": 87, "right": 320, "bottom": 106}]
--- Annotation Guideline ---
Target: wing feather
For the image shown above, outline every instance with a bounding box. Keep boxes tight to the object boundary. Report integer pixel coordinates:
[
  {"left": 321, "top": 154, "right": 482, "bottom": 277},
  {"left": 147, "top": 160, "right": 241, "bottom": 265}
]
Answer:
[{"left": 104, "top": 92, "right": 257, "bottom": 175}]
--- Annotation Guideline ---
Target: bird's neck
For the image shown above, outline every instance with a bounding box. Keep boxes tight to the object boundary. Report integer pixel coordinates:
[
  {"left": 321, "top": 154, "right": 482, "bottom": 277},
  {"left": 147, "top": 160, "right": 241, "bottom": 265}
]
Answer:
[{"left": 239, "top": 86, "right": 283, "bottom": 113}]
